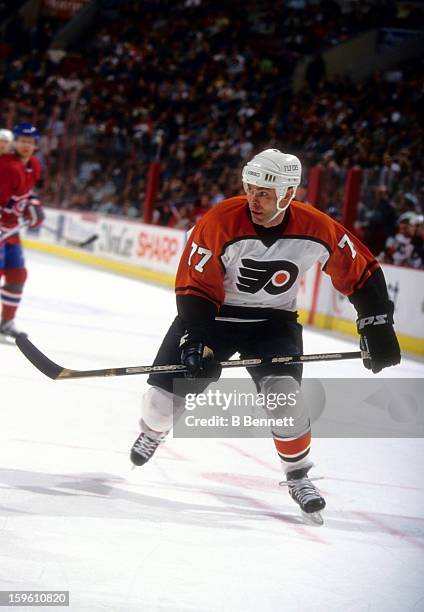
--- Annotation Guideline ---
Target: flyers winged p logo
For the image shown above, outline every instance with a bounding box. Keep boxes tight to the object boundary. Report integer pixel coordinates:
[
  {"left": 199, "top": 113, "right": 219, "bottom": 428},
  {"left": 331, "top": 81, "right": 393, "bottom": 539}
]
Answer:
[{"left": 236, "top": 259, "right": 299, "bottom": 295}]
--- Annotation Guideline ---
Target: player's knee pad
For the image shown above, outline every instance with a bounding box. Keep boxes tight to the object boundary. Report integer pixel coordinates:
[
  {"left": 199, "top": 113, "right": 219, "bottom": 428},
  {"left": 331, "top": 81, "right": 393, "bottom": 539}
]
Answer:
[
  {"left": 141, "top": 386, "right": 184, "bottom": 433},
  {"left": 4, "top": 267, "right": 27, "bottom": 286},
  {"left": 260, "top": 375, "right": 310, "bottom": 438}
]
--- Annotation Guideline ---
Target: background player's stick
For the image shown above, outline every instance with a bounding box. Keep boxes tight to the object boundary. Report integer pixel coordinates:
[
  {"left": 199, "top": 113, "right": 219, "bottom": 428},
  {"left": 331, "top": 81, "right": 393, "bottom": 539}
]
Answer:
[
  {"left": 41, "top": 225, "right": 99, "bottom": 249},
  {"left": 15, "top": 334, "right": 363, "bottom": 381},
  {"left": 0, "top": 222, "right": 97, "bottom": 248},
  {"left": 0, "top": 221, "right": 30, "bottom": 244}
]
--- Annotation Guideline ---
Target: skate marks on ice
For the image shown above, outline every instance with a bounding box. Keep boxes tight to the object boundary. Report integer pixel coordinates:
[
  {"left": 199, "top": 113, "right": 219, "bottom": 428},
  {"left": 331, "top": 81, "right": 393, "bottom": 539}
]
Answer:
[
  {"left": 200, "top": 471, "right": 424, "bottom": 549},
  {"left": 0, "top": 465, "right": 423, "bottom": 550},
  {"left": 219, "top": 440, "right": 424, "bottom": 549}
]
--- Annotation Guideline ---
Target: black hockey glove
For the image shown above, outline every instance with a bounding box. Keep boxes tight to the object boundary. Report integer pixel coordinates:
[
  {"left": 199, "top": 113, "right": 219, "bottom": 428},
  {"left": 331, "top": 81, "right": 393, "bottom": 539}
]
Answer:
[
  {"left": 356, "top": 301, "right": 401, "bottom": 374},
  {"left": 180, "top": 334, "right": 222, "bottom": 380}
]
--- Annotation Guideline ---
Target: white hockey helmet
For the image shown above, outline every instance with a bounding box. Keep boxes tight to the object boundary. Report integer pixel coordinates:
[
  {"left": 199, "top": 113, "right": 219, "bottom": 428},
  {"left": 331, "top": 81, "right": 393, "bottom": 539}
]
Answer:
[
  {"left": 0, "top": 128, "right": 13, "bottom": 143},
  {"left": 242, "top": 148, "right": 302, "bottom": 219}
]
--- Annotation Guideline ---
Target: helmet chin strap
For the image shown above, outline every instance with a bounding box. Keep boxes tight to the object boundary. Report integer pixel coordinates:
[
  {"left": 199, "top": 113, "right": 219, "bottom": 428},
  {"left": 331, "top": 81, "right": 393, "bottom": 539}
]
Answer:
[{"left": 266, "top": 189, "right": 296, "bottom": 224}]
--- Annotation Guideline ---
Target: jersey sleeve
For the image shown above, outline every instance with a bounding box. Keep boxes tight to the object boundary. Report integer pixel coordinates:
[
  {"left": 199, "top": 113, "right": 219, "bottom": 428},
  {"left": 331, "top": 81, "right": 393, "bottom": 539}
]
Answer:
[
  {"left": 175, "top": 215, "right": 225, "bottom": 309},
  {"left": 321, "top": 220, "right": 380, "bottom": 297}
]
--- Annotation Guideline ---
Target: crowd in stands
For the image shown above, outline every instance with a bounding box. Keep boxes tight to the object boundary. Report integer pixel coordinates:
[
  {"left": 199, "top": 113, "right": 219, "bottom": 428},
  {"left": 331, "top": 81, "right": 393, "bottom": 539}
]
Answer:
[
  {"left": 0, "top": 1, "right": 27, "bottom": 25},
  {"left": 0, "top": 0, "right": 423, "bottom": 267},
  {"left": 290, "top": 60, "right": 424, "bottom": 269}
]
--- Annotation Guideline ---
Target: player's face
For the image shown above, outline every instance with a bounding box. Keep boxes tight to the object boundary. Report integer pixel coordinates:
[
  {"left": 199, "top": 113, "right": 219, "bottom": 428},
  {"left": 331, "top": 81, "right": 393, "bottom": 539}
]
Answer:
[
  {"left": 0, "top": 140, "right": 11, "bottom": 155},
  {"left": 14, "top": 136, "right": 37, "bottom": 158},
  {"left": 245, "top": 184, "right": 278, "bottom": 225}
]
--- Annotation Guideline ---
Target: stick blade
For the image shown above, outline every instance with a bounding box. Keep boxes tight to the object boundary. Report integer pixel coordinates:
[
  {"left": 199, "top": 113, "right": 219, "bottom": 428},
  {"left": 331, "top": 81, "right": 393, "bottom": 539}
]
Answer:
[
  {"left": 15, "top": 334, "right": 64, "bottom": 379},
  {"left": 80, "top": 233, "right": 99, "bottom": 248}
]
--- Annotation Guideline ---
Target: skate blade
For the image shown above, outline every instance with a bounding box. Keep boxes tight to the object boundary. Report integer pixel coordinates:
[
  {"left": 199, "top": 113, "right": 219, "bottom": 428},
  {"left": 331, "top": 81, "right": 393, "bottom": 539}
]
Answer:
[{"left": 301, "top": 510, "right": 324, "bottom": 526}]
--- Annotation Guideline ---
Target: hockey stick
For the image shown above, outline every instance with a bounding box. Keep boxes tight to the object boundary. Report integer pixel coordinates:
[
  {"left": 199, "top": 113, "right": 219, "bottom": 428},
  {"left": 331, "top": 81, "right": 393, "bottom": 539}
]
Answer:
[
  {"left": 0, "top": 221, "right": 30, "bottom": 244},
  {"left": 1, "top": 223, "right": 97, "bottom": 248},
  {"left": 41, "top": 225, "right": 99, "bottom": 249},
  {"left": 15, "top": 334, "right": 362, "bottom": 381}
]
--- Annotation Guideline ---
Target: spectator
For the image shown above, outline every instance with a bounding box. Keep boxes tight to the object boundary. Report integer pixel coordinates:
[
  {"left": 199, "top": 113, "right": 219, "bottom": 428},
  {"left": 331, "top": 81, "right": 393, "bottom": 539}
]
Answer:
[{"left": 378, "top": 212, "right": 424, "bottom": 267}]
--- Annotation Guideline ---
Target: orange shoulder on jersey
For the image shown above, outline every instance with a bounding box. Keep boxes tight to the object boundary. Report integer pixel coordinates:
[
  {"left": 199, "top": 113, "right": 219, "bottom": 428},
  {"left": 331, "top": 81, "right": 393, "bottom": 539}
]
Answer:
[
  {"left": 287, "top": 201, "right": 379, "bottom": 296},
  {"left": 175, "top": 195, "right": 252, "bottom": 308}
]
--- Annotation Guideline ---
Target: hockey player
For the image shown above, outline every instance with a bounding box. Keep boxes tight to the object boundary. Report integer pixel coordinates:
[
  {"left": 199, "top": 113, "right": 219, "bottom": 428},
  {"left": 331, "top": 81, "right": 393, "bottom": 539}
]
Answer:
[
  {"left": 130, "top": 149, "right": 401, "bottom": 522},
  {"left": 0, "top": 129, "right": 13, "bottom": 156},
  {"left": 0, "top": 123, "right": 45, "bottom": 338}
]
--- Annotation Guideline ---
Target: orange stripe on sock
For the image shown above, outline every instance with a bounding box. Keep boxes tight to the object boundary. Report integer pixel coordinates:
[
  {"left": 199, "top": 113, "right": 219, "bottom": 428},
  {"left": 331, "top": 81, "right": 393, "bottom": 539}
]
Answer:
[{"left": 273, "top": 430, "right": 311, "bottom": 457}]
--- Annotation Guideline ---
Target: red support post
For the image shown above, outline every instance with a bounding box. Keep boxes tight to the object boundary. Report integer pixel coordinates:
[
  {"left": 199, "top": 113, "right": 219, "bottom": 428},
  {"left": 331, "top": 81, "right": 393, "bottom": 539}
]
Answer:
[
  {"left": 307, "top": 165, "right": 322, "bottom": 207},
  {"left": 143, "top": 161, "right": 161, "bottom": 224},
  {"left": 342, "top": 167, "right": 362, "bottom": 231}
]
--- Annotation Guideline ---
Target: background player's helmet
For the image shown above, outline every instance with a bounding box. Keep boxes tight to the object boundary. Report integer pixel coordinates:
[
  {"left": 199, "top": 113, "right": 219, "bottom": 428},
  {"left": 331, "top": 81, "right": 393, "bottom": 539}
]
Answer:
[
  {"left": 0, "top": 129, "right": 13, "bottom": 142},
  {"left": 398, "top": 211, "right": 424, "bottom": 226},
  {"left": 242, "top": 148, "right": 302, "bottom": 219},
  {"left": 12, "top": 123, "right": 40, "bottom": 142}
]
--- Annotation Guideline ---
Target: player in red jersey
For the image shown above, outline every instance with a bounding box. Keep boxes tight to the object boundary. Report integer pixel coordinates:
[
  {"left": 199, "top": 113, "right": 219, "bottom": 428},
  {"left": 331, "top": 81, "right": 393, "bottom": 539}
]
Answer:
[
  {"left": 0, "top": 124, "right": 45, "bottom": 338},
  {"left": 130, "top": 149, "right": 401, "bottom": 522}
]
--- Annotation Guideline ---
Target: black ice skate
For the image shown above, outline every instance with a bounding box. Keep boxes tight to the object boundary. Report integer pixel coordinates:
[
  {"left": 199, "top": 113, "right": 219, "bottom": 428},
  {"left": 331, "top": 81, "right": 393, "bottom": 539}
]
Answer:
[
  {"left": 285, "top": 466, "right": 326, "bottom": 525},
  {"left": 130, "top": 420, "right": 167, "bottom": 466},
  {"left": 0, "top": 319, "right": 26, "bottom": 340}
]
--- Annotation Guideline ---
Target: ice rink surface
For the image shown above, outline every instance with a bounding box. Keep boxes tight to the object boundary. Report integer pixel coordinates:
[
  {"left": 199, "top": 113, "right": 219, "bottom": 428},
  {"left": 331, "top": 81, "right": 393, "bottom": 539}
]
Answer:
[{"left": 1, "top": 250, "right": 423, "bottom": 612}]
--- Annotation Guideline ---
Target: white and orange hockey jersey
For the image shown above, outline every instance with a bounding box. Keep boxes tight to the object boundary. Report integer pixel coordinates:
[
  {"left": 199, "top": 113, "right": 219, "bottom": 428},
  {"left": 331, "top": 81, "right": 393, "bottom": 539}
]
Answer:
[{"left": 175, "top": 196, "right": 380, "bottom": 321}]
